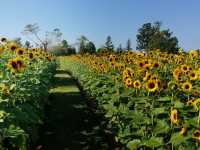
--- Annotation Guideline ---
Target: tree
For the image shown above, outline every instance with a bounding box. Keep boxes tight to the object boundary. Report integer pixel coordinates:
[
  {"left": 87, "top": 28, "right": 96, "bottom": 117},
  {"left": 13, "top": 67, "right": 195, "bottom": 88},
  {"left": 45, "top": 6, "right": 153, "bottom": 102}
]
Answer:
[
  {"left": 85, "top": 41, "right": 96, "bottom": 54},
  {"left": 24, "top": 41, "right": 31, "bottom": 49},
  {"left": 117, "top": 44, "right": 123, "bottom": 52},
  {"left": 126, "top": 38, "right": 132, "bottom": 50},
  {"left": 61, "top": 40, "right": 68, "bottom": 48},
  {"left": 22, "top": 23, "right": 63, "bottom": 51},
  {"left": 77, "top": 35, "right": 88, "bottom": 54},
  {"left": 104, "top": 36, "right": 114, "bottom": 52},
  {"left": 136, "top": 21, "right": 179, "bottom": 53}
]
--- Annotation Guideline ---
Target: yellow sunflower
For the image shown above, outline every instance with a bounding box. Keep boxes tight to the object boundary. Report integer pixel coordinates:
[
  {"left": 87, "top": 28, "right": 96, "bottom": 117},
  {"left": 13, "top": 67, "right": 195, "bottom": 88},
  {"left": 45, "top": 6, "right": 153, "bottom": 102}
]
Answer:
[
  {"left": 16, "top": 48, "right": 24, "bottom": 56},
  {"left": 133, "top": 80, "right": 141, "bottom": 89},
  {"left": 193, "top": 130, "right": 200, "bottom": 141},
  {"left": 189, "top": 71, "right": 198, "bottom": 81},
  {"left": 180, "top": 127, "right": 187, "bottom": 136},
  {"left": 170, "top": 109, "right": 179, "bottom": 125},
  {"left": 146, "top": 80, "right": 158, "bottom": 92},
  {"left": 7, "top": 59, "right": 18, "bottom": 73},
  {"left": 125, "top": 78, "right": 132, "bottom": 88},
  {"left": 182, "top": 81, "right": 192, "bottom": 92},
  {"left": 181, "top": 64, "right": 189, "bottom": 73}
]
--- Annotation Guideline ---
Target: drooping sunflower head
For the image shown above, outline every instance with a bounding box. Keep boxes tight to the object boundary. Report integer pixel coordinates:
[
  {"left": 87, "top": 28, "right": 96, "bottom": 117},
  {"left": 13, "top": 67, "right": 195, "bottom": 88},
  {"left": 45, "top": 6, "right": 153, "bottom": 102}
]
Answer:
[
  {"left": 193, "top": 130, "right": 200, "bottom": 141},
  {"left": 2, "top": 84, "right": 10, "bottom": 96},
  {"left": 146, "top": 80, "right": 158, "bottom": 92},
  {"left": 180, "top": 127, "right": 187, "bottom": 136},
  {"left": 182, "top": 81, "right": 192, "bottom": 92},
  {"left": 170, "top": 109, "right": 179, "bottom": 125}
]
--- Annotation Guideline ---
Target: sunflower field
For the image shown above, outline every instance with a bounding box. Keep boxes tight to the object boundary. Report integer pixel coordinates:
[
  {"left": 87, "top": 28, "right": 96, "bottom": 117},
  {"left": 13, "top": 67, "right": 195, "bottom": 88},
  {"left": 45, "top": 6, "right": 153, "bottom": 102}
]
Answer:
[
  {"left": 60, "top": 49, "right": 200, "bottom": 150},
  {"left": 0, "top": 37, "right": 56, "bottom": 149}
]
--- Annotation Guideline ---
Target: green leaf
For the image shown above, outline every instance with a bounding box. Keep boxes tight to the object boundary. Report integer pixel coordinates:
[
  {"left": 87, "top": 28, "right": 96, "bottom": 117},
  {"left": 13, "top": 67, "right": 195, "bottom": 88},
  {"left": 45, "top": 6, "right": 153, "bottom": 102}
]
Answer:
[
  {"left": 127, "top": 139, "right": 141, "bottom": 150},
  {"left": 153, "top": 120, "right": 170, "bottom": 135},
  {"left": 173, "top": 101, "right": 185, "bottom": 109},
  {"left": 170, "top": 133, "right": 190, "bottom": 146},
  {"left": 144, "top": 136, "right": 163, "bottom": 148},
  {"left": 153, "top": 107, "right": 166, "bottom": 115}
]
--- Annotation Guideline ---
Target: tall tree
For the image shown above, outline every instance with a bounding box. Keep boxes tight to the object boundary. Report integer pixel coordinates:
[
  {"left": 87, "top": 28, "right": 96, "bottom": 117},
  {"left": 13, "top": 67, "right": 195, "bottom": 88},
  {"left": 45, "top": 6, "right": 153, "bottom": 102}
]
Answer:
[
  {"left": 104, "top": 36, "right": 114, "bottom": 52},
  {"left": 136, "top": 21, "right": 179, "bottom": 53},
  {"left": 85, "top": 41, "right": 96, "bottom": 54},
  {"left": 77, "top": 35, "right": 88, "bottom": 54},
  {"left": 24, "top": 41, "right": 31, "bottom": 49},
  {"left": 22, "top": 23, "right": 63, "bottom": 51},
  {"left": 126, "top": 38, "right": 132, "bottom": 50}
]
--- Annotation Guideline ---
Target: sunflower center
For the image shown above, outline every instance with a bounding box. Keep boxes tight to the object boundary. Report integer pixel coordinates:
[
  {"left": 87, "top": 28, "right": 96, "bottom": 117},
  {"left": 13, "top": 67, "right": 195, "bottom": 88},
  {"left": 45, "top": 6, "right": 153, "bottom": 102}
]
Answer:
[
  {"left": 194, "top": 132, "right": 200, "bottom": 137},
  {"left": 11, "top": 61, "right": 18, "bottom": 69},
  {"left": 185, "top": 85, "right": 190, "bottom": 89},
  {"left": 149, "top": 82, "right": 155, "bottom": 89}
]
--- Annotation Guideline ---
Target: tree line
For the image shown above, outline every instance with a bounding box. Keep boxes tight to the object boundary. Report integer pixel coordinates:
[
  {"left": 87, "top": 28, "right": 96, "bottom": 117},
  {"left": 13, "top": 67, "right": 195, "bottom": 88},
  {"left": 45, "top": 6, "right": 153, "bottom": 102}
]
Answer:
[{"left": 20, "top": 21, "right": 180, "bottom": 55}]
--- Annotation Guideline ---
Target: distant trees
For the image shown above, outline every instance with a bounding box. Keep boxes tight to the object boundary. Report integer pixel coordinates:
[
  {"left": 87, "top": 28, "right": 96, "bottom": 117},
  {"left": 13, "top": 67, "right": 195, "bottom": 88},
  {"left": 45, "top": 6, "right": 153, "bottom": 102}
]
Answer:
[
  {"left": 24, "top": 41, "right": 31, "bottom": 49},
  {"left": 126, "top": 38, "right": 132, "bottom": 50},
  {"left": 136, "top": 21, "right": 179, "bottom": 53},
  {"left": 77, "top": 35, "right": 96, "bottom": 54},
  {"left": 22, "top": 23, "right": 62, "bottom": 51},
  {"left": 104, "top": 36, "right": 114, "bottom": 52}
]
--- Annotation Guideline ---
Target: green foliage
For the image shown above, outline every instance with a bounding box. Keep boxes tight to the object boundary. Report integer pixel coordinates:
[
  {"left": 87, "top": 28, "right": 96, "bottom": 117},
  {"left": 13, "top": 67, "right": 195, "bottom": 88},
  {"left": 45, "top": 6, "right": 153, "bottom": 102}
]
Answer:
[{"left": 136, "top": 21, "right": 179, "bottom": 53}]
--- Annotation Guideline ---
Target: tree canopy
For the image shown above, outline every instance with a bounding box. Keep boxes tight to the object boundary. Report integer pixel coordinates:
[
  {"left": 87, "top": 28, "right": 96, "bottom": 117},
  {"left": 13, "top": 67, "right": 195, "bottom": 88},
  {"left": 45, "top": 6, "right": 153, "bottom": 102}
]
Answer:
[{"left": 136, "top": 21, "right": 179, "bottom": 53}]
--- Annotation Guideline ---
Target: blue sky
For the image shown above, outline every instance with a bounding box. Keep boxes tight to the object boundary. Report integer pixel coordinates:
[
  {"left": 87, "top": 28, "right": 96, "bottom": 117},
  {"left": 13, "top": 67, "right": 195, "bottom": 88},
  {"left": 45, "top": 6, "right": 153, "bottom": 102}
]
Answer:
[{"left": 1, "top": 0, "right": 200, "bottom": 50}]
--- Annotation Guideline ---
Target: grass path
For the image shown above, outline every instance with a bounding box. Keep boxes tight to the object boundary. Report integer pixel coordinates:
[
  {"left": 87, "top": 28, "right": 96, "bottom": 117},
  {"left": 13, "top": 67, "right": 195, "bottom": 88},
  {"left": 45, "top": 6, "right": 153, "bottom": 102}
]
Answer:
[{"left": 36, "top": 69, "right": 110, "bottom": 150}]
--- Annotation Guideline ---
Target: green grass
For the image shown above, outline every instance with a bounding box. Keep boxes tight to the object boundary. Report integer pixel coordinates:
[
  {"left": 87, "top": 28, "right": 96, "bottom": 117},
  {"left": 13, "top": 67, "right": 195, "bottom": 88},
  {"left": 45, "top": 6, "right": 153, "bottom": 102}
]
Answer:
[{"left": 36, "top": 65, "right": 110, "bottom": 150}]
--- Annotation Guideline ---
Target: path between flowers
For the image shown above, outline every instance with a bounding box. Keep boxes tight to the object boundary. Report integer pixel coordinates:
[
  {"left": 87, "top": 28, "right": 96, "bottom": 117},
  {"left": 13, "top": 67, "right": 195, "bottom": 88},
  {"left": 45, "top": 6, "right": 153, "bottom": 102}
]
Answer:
[{"left": 36, "top": 69, "right": 110, "bottom": 150}]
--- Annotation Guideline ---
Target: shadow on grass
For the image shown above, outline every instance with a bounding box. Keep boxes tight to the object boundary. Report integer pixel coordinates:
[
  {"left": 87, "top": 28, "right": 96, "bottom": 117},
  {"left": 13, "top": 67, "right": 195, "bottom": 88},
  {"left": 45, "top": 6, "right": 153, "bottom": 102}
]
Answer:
[{"left": 37, "top": 72, "right": 111, "bottom": 150}]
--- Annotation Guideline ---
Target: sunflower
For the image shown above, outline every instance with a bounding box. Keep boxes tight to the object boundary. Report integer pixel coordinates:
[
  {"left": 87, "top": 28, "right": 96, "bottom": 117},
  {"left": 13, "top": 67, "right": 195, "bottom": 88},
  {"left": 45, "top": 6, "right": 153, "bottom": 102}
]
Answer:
[
  {"left": 189, "top": 71, "right": 198, "bottom": 81},
  {"left": 9, "top": 43, "right": 18, "bottom": 52},
  {"left": 181, "top": 64, "right": 189, "bottom": 73},
  {"left": 152, "top": 61, "right": 160, "bottom": 68},
  {"left": 0, "top": 47, "right": 4, "bottom": 56},
  {"left": 193, "top": 130, "right": 200, "bottom": 141},
  {"left": 186, "top": 99, "right": 195, "bottom": 106},
  {"left": 170, "top": 109, "right": 179, "bottom": 125},
  {"left": 182, "top": 81, "right": 192, "bottom": 92},
  {"left": 2, "top": 84, "right": 10, "bottom": 96},
  {"left": 7, "top": 57, "right": 25, "bottom": 73},
  {"left": 28, "top": 52, "right": 34, "bottom": 60},
  {"left": 146, "top": 80, "right": 158, "bottom": 92},
  {"left": 133, "top": 80, "right": 141, "bottom": 89},
  {"left": 173, "top": 68, "right": 182, "bottom": 80},
  {"left": 16, "top": 57, "right": 25, "bottom": 71},
  {"left": 125, "top": 78, "right": 132, "bottom": 88},
  {"left": 180, "top": 127, "right": 187, "bottom": 136},
  {"left": 16, "top": 48, "right": 24, "bottom": 56},
  {"left": 143, "top": 72, "right": 152, "bottom": 81},
  {"left": 192, "top": 98, "right": 200, "bottom": 110},
  {"left": 7, "top": 59, "right": 18, "bottom": 73}
]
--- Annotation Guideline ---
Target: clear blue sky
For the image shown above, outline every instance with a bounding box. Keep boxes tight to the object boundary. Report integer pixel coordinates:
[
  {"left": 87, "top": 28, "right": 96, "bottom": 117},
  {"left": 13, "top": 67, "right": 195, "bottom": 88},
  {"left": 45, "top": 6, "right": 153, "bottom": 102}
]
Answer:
[{"left": 1, "top": 0, "right": 200, "bottom": 50}]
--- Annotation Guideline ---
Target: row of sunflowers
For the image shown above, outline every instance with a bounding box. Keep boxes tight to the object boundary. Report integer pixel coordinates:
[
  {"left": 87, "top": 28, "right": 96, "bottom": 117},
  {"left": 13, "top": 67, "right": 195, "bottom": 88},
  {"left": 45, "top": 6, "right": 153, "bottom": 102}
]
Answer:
[
  {"left": 61, "top": 49, "right": 200, "bottom": 150},
  {"left": 0, "top": 37, "right": 56, "bottom": 149}
]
